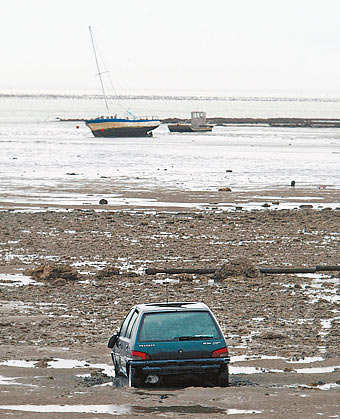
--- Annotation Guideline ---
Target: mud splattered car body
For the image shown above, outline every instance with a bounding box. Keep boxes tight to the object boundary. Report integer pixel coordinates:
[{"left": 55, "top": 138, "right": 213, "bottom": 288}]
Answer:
[{"left": 108, "top": 302, "right": 230, "bottom": 387}]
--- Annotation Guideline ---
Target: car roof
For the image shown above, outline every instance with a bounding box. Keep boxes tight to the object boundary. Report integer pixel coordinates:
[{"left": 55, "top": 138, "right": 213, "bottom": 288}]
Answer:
[{"left": 134, "top": 302, "right": 210, "bottom": 314}]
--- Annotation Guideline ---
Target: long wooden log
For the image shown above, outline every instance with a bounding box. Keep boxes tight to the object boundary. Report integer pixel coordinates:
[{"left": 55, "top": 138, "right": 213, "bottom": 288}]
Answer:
[
  {"left": 145, "top": 265, "right": 340, "bottom": 275},
  {"left": 316, "top": 265, "right": 340, "bottom": 272},
  {"left": 145, "top": 268, "right": 216, "bottom": 275},
  {"left": 259, "top": 267, "right": 316, "bottom": 274}
]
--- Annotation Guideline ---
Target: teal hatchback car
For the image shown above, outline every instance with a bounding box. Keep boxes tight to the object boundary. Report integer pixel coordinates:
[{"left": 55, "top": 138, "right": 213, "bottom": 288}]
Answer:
[{"left": 108, "top": 302, "right": 230, "bottom": 387}]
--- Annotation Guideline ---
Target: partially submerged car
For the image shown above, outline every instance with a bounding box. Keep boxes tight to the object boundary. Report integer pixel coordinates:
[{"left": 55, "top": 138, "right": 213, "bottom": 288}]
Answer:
[{"left": 108, "top": 302, "right": 230, "bottom": 387}]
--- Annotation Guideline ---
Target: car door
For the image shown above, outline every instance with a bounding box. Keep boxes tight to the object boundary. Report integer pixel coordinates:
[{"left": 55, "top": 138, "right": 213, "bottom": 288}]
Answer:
[
  {"left": 114, "top": 308, "right": 135, "bottom": 374},
  {"left": 120, "top": 309, "right": 139, "bottom": 376}
]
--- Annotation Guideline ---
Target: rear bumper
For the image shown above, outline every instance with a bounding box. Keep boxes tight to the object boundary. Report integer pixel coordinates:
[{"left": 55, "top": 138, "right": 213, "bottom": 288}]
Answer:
[{"left": 129, "top": 357, "right": 230, "bottom": 376}]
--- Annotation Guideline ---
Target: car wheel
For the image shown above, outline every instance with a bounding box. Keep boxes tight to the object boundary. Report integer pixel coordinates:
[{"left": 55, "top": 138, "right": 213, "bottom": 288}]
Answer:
[
  {"left": 215, "top": 365, "right": 229, "bottom": 387},
  {"left": 128, "top": 364, "right": 142, "bottom": 388}
]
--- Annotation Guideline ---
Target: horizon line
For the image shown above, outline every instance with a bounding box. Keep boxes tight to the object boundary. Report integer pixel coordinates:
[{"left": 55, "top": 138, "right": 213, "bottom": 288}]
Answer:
[{"left": 1, "top": 92, "right": 340, "bottom": 103}]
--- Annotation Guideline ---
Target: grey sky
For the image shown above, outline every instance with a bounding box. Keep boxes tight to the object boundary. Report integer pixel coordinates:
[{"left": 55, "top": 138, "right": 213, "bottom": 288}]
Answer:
[{"left": 2, "top": 0, "right": 340, "bottom": 96}]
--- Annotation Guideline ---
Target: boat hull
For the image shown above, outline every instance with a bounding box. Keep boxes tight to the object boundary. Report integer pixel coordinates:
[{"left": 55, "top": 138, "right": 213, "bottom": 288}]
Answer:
[
  {"left": 85, "top": 118, "right": 160, "bottom": 138},
  {"left": 168, "top": 124, "right": 213, "bottom": 133}
]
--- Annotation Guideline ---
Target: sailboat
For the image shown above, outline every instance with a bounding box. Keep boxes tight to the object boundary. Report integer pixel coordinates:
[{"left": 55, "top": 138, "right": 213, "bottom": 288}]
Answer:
[{"left": 85, "top": 27, "right": 160, "bottom": 138}]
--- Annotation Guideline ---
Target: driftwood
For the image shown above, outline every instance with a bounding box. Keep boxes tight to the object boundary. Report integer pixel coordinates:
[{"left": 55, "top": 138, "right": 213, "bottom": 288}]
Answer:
[
  {"left": 259, "top": 267, "right": 316, "bottom": 274},
  {"left": 145, "top": 265, "right": 340, "bottom": 275},
  {"left": 145, "top": 268, "right": 216, "bottom": 275},
  {"left": 261, "top": 265, "right": 340, "bottom": 274},
  {"left": 315, "top": 265, "right": 340, "bottom": 272}
]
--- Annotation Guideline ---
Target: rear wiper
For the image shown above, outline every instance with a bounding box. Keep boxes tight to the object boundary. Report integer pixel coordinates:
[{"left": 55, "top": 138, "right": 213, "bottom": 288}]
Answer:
[{"left": 176, "top": 335, "right": 214, "bottom": 341}]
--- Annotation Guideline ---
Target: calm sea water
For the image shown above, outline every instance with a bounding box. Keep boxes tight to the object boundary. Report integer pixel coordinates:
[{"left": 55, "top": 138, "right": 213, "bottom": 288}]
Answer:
[{"left": 0, "top": 95, "right": 339, "bottom": 208}]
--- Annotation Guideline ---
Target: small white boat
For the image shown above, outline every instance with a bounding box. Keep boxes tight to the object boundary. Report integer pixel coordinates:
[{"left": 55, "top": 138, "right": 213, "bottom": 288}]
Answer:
[{"left": 168, "top": 111, "right": 213, "bottom": 133}]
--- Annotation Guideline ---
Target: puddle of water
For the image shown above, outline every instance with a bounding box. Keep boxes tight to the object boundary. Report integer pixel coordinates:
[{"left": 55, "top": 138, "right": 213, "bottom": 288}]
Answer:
[
  {"left": 227, "top": 409, "right": 262, "bottom": 415},
  {"left": 47, "top": 359, "right": 112, "bottom": 374},
  {"left": 78, "top": 279, "right": 96, "bottom": 284},
  {"left": 0, "top": 404, "right": 130, "bottom": 415},
  {"left": 0, "top": 375, "right": 37, "bottom": 387},
  {"left": 231, "top": 355, "right": 285, "bottom": 363},
  {"left": 0, "top": 360, "right": 36, "bottom": 368},
  {"left": 312, "top": 277, "right": 340, "bottom": 287},
  {"left": 252, "top": 317, "right": 265, "bottom": 322},
  {"left": 1, "top": 301, "right": 34, "bottom": 311},
  {"left": 3, "top": 358, "right": 338, "bottom": 378},
  {"left": 287, "top": 382, "right": 340, "bottom": 391},
  {"left": 0, "top": 274, "right": 39, "bottom": 287},
  {"left": 3, "top": 252, "right": 59, "bottom": 264},
  {"left": 304, "top": 289, "right": 340, "bottom": 305},
  {"left": 318, "top": 383, "right": 340, "bottom": 390},
  {"left": 320, "top": 319, "right": 332, "bottom": 329},
  {"left": 231, "top": 364, "right": 340, "bottom": 375},
  {"left": 230, "top": 330, "right": 262, "bottom": 349},
  {"left": 287, "top": 357, "right": 324, "bottom": 364},
  {"left": 318, "top": 318, "right": 337, "bottom": 343},
  {"left": 293, "top": 274, "right": 340, "bottom": 305},
  {"left": 0, "top": 359, "right": 113, "bottom": 376},
  {"left": 0, "top": 375, "right": 21, "bottom": 385},
  {"left": 152, "top": 278, "right": 180, "bottom": 285},
  {"left": 316, "top": 294, "right": 340, "bottom": 304},
  {"left": 294, "top": 366, "right": 340, "bottom": 374},
  {"left": 231, "top": 354, "right": 325, "bottom": 364},
  {"left": 230, "top": 366, "right": 271, "bottom": 374},
  {"left": 0, "top": 404, "right": 262, "bottom": 415}
]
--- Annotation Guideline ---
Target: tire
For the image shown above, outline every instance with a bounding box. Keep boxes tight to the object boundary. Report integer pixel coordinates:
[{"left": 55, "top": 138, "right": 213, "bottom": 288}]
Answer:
[
  {"left": 128, "top": 364, "right": 142, "bottom": 388},
  {"left": 215, "top": 365, "right": 229, "bottom": 387}
]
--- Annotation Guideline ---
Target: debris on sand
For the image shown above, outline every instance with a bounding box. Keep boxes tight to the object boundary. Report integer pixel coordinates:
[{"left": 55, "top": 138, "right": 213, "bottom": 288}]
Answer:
[
  {"left": 24, "top": 264, "right": 80, "bottom": 283},
  {"left": 214, "top": 257, "right": 259, "bottom": 280},
  {"left": 35, "top": 357, "right": 54, "bottom": 368},
  {"left": 175, "top": 273, "right": 195, "bottom": 282},
  {"left": 82, "top": 369, "right": 112, "bottom": 386},
  {"left": 95, "top": 265, "right": 120, "bottom": 279},
  {"left": 259, "top": 331, "right": 287, "bottom": 340},
  {"left": 231, "top": 377, "right": 258, "bottom": 387}
]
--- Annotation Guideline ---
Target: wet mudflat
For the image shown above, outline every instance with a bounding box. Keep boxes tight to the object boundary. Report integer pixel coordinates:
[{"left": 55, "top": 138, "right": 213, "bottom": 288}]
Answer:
[
  {"left": 0, "top": 207, "right": 340, "bottom": 417},
  {"left": 0, "top": 347, "right": 339, "bottom": 419}
]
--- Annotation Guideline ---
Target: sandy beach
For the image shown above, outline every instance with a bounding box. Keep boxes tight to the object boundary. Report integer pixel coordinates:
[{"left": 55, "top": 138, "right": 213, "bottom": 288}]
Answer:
[{"left": 1, "top": 192, "right": 340, "bottom": 417}]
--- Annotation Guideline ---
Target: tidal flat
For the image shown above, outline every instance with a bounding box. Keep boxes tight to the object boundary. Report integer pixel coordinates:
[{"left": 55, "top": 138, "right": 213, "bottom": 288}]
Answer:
[{"left": 0, "top": 208, "right": 339, "bottom": 418}]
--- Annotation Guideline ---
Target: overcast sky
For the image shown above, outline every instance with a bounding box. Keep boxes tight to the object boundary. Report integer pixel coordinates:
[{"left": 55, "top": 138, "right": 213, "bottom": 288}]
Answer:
[{"left": 2, "top": 0, "right": 340, "bottom": 96}]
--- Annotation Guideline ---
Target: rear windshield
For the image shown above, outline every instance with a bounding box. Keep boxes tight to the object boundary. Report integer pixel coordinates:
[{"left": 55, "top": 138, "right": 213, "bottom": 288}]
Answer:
[{"left": 138, "top": 310, "right": 221, "bottom": 342}]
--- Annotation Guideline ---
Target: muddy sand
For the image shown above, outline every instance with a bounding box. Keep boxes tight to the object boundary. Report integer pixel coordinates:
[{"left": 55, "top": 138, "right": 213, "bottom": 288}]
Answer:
[{"left": 0, "top": 203, "right": 340, "bottom": 418}]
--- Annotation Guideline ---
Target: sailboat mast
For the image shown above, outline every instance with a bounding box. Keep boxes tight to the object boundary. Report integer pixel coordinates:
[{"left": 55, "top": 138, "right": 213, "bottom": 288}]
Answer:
[{"left": 89, "top": 26, "right": 110, "bottom": 114}]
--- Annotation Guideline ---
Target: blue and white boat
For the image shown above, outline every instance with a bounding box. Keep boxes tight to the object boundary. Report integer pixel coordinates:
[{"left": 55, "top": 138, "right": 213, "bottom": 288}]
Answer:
[{"left": 85, "top": 27, "right": 160, "bottom": 138}]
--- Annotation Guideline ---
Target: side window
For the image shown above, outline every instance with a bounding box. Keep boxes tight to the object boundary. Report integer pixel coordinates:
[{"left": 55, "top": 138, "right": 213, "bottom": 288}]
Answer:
[
  {"left": 119, "top": 309, "right": 134, "bottom": 337},
  {"left": 126, "top": 310, "right": 139, "bottom": 339}
]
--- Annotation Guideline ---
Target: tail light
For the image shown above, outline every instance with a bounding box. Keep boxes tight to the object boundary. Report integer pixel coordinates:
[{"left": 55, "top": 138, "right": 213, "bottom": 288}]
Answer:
[
  {"left": 131, "top": 350, "right": 150, "bottom": 360},
  {"left": 212, "top": 347, "right": 229, "bottom": 358}
]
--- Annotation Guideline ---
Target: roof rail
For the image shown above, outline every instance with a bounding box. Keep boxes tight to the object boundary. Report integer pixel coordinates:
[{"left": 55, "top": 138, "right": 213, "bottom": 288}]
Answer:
[{"left": 145, "top": 302, "right": 197, "bottom": 307}]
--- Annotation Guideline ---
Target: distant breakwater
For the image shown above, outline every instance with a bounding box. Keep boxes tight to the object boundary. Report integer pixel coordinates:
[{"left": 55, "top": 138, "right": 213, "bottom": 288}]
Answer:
[
  {"left": 163, "top": 117, "right": 340, "bottom": 128},
  {"left": 2, "top": 93, "right": 340, "bottom": 103},
  {"left": 58, "top": 116, "right": 340, "bottom": 128}
]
